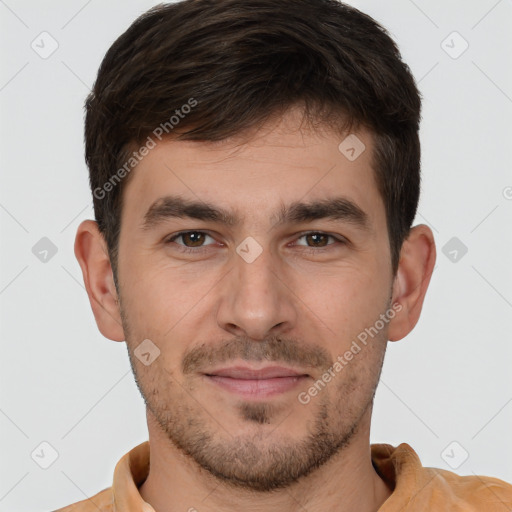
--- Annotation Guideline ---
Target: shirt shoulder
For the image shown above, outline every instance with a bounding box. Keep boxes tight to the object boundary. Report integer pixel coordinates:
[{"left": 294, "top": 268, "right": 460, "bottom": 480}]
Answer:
[
  {"left": 423, "top": 466, "right": 512, "bottom": 511},
  {"left": 52, "top": 440, "right": 151, "bottom": 512},
  {"left": 52, "top": 487, "right": 113, "bottom": 512},
  {"left": 372, "top": 442, "right": 512, "bottom": 511}
]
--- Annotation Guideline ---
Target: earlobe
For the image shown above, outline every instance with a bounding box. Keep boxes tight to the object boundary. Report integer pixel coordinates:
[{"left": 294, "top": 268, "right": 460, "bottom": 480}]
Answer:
[
  {"left": 74, "top": 220, "right": 125, "bottom": 342},
  {"left": 388, "top": 224, "right": 436, "bottom": 342}
]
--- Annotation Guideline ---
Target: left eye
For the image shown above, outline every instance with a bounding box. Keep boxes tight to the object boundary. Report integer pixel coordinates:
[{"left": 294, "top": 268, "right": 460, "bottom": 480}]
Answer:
[
  {"left": 293, "top": 232, "right": 339, "bottom": 248},
  {"left": 166, "top": 231, "right": 216, "bottom": 249}
]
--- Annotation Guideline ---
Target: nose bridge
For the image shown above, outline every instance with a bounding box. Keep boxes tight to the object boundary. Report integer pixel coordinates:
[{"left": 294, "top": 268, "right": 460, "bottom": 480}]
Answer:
[
  {"left": 235, "top": 237, "right": 279, "bottom": 308},
  {"left": 217, "top": 237, "right": 296, "bottom": 338}
]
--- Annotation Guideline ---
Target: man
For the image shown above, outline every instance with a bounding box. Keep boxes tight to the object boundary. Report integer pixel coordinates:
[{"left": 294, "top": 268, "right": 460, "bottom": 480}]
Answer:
[{"left": 58, "top": 0, "right": 512, "bottom": 510}]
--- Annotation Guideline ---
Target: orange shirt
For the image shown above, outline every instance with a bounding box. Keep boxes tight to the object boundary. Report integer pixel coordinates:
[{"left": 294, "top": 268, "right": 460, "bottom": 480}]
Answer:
[{"left": 54, "top": 441, "right": 512, "bottom": 511}]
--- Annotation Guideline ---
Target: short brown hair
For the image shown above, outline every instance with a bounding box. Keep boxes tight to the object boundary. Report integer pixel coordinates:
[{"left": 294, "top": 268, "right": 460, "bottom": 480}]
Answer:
[{"left": 85, "top": 0, "right": 421, "bottom": 283}]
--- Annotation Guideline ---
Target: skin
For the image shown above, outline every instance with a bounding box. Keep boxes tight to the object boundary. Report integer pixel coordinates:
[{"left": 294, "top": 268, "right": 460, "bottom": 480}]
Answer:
[{"left": 75, "top": 106, "right": 436, "bottom": 512}]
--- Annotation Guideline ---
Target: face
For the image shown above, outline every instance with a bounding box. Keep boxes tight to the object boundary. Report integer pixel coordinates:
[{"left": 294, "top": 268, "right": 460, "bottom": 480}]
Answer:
[{"left": 116, "top": 108, "right": 396, "bottom": 491}]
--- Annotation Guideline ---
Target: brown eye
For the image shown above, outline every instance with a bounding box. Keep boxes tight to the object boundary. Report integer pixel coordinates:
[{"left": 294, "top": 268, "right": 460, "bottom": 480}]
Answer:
[
  {"left": 304, "top": 233, "right": 330, "bottom": 247},
  {"left": 179, "top": 232, "right": 207, "bottom": 247},
  {"left": 294, "top": 232, "right": 341, "bottom": 249},
  {"left": 166, "top": 231, "right": 216, "bottom": 250}
]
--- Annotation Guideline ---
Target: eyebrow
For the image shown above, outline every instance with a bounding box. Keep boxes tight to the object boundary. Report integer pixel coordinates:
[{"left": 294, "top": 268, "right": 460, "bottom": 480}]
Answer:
[{"left": 141, "top": 194, "right": 370, "bottom": 232}]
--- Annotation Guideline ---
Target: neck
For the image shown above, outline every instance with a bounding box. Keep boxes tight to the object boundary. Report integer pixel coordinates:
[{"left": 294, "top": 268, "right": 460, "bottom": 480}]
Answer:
[{"left": 139, "top": 407, "right": 392, "bottom": 512}]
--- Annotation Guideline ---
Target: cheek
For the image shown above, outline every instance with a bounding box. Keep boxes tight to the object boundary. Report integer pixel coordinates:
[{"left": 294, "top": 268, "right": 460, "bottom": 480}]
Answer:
[
  {"left": 297, "top": 268, "right": 389, "bottom": 342},
  {"left": 121, "top": 262, "right": 191, "bottom": 330},
  {"left": 134, "top": 359, "right": 180, "bottom": 413}
]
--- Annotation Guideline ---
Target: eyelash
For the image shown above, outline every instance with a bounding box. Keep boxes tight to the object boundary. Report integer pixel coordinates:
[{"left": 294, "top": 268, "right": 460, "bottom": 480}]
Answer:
[{"left": 164, "top": 231, "right": 346, "bottom": 255}]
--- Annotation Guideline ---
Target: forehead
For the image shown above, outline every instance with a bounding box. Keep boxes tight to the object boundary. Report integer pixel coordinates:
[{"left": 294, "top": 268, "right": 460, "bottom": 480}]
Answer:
[{"left": 119, "top": 112, "right": 385, "bottom": 233}]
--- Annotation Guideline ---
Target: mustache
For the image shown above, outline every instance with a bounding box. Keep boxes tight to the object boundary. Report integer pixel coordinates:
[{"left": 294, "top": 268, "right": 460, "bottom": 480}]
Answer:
[{"left": 181, "top": 334, "right": 333, "bottom": 375}]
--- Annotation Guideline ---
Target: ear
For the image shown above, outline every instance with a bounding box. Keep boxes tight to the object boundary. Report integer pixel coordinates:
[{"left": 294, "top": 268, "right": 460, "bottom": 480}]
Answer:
[
  {"left": 387, "top": 224, "right": 436, "bottom": 341},
  {"left": 74, "top": 220, "right": 125, "bottom": 342}
]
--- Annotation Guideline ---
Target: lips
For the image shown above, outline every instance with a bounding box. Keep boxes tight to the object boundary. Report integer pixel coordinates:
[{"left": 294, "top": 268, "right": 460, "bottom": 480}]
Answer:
[
  {"left": 205, "top": 365, "right": 308, "bottom": 379},
  {"left": 203, "top": 365, "right": 310, "bottom": 398}
]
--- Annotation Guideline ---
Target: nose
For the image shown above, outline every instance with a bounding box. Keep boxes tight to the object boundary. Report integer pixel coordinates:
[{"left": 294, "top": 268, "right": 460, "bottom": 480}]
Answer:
[{"left": 216, "top": 241, "right": 298, "bottom": 341}]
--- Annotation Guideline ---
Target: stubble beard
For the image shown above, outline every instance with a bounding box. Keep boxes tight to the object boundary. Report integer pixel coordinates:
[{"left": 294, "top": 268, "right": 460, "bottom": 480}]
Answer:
[
  {"left": 130, "top": 355, "right": 380, "bottom": 492},
  {"left": 120, "top": 297, "right": 387, "bottom": 493}
]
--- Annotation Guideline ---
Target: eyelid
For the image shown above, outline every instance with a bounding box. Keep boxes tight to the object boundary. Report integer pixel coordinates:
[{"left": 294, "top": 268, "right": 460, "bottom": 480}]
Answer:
[
  {"left": 165, "top": 230, "right": 218, "bottom": 246},
  {"left": 291, "top": 230, "right": 346, "bottom": 246}
]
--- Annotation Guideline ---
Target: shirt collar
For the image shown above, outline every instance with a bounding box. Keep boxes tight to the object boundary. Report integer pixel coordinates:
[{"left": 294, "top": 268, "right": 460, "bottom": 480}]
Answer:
[
  {"left": 112, "top": 440, "right": 153, "bottom": 512},
  {"left": 111, "top": 440, "right": 416, "bottom": 510}
]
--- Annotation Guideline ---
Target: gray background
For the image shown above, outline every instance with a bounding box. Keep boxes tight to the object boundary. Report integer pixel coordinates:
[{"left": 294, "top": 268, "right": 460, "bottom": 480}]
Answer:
[{"left": 1, "top": 0, "right": 511, "bottom": 510}]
